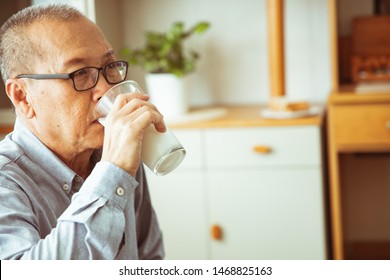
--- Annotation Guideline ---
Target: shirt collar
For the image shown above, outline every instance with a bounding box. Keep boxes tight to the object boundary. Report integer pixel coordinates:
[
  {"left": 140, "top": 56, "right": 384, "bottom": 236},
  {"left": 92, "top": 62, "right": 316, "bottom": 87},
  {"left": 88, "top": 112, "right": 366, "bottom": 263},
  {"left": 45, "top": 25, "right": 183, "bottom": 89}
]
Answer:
[{"left": 11, "top": 119, "right": 100, "bottom": 193}]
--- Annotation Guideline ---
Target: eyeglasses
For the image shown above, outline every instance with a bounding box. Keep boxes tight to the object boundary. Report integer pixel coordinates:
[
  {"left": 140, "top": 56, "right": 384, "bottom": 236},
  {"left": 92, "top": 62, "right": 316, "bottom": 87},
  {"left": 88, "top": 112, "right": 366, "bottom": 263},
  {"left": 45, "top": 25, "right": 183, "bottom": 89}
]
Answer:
[{"left": 16, "top": 61, "right": 128, "bottom": 92}]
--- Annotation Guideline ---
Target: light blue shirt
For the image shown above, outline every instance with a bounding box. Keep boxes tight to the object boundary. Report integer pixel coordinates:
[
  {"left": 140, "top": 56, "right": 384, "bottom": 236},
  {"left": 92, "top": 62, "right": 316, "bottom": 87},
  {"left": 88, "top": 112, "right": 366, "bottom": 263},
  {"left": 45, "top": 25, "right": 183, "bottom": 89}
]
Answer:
[{"left": 0, "top": 119, "right": 164, "bottom": 260}]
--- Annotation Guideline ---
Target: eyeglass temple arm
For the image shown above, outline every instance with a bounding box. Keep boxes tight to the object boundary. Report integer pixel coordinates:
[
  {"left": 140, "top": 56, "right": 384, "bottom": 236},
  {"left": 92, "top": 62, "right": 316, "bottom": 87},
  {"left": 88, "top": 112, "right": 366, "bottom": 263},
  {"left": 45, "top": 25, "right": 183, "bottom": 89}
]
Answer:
[{"left": 16, "top": 74, "right": 70, "bottom": 79}]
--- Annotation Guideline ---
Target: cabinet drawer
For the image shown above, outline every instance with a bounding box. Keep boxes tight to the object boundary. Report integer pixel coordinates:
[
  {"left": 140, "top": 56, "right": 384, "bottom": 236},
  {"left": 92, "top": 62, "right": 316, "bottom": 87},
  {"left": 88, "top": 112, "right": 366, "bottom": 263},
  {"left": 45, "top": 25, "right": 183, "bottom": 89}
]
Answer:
[
  {"left": 205, "top": 126, "right": 321, "bottom": 167},
  {"left": 332, "top": 104, "right": 390, "bottom": 146}
]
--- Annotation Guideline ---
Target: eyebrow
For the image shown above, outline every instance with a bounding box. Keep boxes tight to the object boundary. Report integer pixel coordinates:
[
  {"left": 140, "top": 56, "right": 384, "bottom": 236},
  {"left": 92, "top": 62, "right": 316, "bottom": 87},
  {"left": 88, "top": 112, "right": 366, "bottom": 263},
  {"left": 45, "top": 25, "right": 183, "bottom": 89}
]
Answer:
[{"left": 62, "top": 49, "right": 115, "bottom": 70}]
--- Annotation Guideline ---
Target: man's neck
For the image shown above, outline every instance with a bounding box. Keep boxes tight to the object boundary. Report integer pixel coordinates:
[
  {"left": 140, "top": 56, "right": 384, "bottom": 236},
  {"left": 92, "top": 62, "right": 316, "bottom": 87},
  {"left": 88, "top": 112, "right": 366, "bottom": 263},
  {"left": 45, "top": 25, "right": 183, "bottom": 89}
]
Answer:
[{"left": 23, "top": 118, "right": 95, "bottom": 179}]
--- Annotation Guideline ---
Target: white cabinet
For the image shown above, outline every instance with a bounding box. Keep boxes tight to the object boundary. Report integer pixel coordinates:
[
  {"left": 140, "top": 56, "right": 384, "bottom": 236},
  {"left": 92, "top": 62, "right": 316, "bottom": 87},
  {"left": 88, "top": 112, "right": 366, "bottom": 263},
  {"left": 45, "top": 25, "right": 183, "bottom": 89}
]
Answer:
[
  {"left": 146, "top": 130, "right": 209, "bottom": 259},
  {"left": 148, "top": 125, "right": 327, "bottom": 259},
  {"left": 146, "top": 169, "right": 208, "bottom": 259},
  {"left": 205, "top": 126, "right": 326, "bottom": 259},
  {"left": 208, "top": 169, "right": 325, "bottom": 259}
]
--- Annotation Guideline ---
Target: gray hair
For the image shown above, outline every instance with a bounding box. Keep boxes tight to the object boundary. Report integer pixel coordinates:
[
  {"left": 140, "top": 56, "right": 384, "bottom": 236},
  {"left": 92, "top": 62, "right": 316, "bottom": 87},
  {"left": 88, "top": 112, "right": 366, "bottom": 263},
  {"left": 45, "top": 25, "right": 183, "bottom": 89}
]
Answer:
[{"left": 0, "top": 4, "right": 84, "bottom": 82}]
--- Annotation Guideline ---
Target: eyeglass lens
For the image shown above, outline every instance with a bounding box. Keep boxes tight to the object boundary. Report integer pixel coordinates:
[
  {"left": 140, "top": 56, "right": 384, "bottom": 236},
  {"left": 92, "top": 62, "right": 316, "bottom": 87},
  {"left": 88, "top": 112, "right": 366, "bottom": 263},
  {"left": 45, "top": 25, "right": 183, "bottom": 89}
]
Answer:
[{"left": 73, "top": 61, "right": 127, "bottom": 91}]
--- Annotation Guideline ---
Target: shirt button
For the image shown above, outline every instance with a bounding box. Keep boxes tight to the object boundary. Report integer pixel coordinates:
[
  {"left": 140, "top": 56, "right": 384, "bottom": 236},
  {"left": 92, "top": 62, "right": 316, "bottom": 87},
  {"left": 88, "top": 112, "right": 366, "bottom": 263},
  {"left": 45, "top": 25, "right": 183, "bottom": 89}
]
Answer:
[
  {"left": 116, "top": 187, "right": 125, "bottom": 196},
  {"left": 74, "top": 176, "right": 81, "bottom": 183},
  {"left": 63, "top": 184, "right": 70, "bottom": 191}
]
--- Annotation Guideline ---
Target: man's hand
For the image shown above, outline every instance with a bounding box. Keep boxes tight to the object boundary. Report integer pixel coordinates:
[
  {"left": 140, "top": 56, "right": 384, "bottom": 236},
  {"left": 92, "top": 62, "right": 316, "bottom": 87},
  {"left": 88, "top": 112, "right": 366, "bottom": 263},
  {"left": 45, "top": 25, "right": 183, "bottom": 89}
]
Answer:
[{"left": 101, "top": 92, "right": 166, "bottom": 176}]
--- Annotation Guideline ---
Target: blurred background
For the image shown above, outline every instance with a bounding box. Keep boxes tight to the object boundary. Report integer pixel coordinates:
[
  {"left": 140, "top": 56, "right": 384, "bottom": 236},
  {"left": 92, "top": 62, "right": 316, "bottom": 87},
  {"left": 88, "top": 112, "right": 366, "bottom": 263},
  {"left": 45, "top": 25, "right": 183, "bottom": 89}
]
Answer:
[
  {"left": 1, "top": 0, "right": 390, "bottom": 261},
  {"left": 0, "top": 0, "right": 331, "bottom": 109}
]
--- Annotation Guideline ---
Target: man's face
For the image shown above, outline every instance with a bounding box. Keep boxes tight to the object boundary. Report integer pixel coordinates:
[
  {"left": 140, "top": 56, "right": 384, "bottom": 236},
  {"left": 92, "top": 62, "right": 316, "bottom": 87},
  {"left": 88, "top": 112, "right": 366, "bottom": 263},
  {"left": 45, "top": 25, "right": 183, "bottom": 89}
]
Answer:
[{"left": 26, "top": 17, "right": 115, "bottom": 155}]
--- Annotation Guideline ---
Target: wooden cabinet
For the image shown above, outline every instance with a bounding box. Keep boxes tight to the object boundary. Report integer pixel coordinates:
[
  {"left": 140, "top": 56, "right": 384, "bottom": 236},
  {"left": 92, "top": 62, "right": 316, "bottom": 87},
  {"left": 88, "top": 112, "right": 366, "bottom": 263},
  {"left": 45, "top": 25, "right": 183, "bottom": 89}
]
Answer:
[
  {"left": 331, "top": 103, "right": 390, "bottom": 148},
  {"left": 328, "top": 96, "right": 390, "bottom": 260},
  {"left": 148, "top": 107, "right": 327, "bottom": 259},
  {"left": 327, "top": 0, "right": 390, "bottom": 259}
]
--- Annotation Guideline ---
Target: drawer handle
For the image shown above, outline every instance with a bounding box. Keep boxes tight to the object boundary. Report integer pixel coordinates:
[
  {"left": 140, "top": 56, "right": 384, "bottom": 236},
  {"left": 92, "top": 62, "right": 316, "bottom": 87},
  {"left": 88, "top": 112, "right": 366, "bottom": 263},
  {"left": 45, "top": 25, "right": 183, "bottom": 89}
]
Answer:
[
  {"left": 211, "top": 224, "right": 223, "bottom": 240},
  {"left": 253, "top": 145, "right": 272, "bottom": 154},
  {"left": 386, "top": 120, "right": 390, "bottom": 129}
]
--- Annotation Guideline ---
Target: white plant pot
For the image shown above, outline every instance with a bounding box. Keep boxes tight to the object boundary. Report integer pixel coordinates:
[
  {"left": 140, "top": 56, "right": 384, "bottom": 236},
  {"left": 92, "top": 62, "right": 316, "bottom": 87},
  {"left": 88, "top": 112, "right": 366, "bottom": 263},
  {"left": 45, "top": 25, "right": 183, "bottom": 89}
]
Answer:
[{"left": 145, "top": 73, "right": 189, "bottom": 121}]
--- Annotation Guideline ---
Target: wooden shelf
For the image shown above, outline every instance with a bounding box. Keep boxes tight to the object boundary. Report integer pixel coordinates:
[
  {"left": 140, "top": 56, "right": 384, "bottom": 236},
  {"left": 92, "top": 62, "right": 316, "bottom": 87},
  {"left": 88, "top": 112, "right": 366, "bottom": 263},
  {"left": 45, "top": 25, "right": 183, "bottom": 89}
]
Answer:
[
  {"left": 330, "top": 82, "right": 390, "bottom": 99},
  {"left": 0, "top": 126, "right": 13, "bottom": 134},
  {"left": 327, "top": 0, "right": 390, "bottom": 260},
  {"left": 329, "top": 92, "right": 390, "bottom": 105},
  {"left": 337, "top": 143, "right": 390, "bottom": 153}
]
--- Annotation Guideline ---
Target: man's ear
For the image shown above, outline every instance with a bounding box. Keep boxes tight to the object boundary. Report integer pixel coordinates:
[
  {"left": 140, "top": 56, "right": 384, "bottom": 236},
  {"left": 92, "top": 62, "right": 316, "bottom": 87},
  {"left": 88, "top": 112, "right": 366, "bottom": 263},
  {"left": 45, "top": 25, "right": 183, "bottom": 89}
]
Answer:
[{"left": 5, "top": 79, "right": 35, "bottom": 119}]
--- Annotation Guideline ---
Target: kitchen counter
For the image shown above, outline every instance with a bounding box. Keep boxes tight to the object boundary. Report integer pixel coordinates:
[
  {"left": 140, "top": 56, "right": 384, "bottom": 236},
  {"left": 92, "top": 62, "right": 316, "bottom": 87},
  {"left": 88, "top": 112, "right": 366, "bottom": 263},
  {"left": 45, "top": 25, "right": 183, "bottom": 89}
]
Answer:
[
  {"left": 0, "top": 105, "right": 325, "bottom": 133},
  {"left": 170, "top": 104, "right": 325, "bottom": 129}
]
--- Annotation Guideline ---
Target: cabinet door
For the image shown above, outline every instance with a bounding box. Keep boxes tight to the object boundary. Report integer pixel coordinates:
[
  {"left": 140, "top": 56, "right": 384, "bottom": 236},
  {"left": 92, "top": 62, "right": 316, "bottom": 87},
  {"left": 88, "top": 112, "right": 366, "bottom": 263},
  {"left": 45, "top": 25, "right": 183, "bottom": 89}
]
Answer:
[
  {"left": 208, "top": 168, "right": 327, "bottom": 260},
  {"left": 147, "top": 169, "right": 208, "bottom": 259},
  {"left": 146, "top": 129, "right": 208, "bottom": 260}
]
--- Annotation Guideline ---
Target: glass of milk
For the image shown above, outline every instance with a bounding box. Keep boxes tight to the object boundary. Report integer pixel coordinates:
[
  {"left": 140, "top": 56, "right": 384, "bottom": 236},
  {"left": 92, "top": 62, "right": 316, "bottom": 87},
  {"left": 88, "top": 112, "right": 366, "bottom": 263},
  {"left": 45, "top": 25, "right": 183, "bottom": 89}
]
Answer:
[{"left": 94, "top": 80, "right": 186, "bottom": 176}]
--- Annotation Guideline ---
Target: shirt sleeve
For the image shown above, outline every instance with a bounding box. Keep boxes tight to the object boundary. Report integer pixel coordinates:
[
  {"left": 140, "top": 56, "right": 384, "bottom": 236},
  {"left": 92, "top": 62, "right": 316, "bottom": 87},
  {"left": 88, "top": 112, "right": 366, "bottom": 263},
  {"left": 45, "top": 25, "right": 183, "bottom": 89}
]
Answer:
[{"left": 0, "top": 161, "right": 139, "bottom": 260}]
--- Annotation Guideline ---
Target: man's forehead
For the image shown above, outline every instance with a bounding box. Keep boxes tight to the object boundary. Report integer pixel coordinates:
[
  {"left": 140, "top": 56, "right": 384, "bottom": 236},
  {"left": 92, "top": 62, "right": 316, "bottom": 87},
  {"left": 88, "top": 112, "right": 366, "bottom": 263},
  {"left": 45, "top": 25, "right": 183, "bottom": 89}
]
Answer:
[
  {"left": 29, "top": 18, "right": 114, "bottom": 71},
  {"left": 62, "top": 49, "right": 115, "bottom": 69}
]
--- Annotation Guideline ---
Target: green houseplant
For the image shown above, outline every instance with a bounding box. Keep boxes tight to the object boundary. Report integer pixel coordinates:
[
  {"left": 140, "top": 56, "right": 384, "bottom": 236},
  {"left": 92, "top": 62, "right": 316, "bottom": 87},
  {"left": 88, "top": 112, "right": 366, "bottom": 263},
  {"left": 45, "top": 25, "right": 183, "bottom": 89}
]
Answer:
[
  {"left": 120, "top": 21, "right": 210, "bottom": 120},
  {"left": 120, "top": 21, "right": 210, "bottom": 77}
]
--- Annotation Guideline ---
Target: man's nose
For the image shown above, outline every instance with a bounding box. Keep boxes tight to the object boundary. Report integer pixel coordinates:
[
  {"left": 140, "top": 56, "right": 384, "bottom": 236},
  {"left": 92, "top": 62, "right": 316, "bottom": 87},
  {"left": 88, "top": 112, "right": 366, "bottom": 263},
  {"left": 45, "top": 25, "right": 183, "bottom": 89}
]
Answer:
[{"left": 92, "top": 72, "right": 111, "bottom": 101}]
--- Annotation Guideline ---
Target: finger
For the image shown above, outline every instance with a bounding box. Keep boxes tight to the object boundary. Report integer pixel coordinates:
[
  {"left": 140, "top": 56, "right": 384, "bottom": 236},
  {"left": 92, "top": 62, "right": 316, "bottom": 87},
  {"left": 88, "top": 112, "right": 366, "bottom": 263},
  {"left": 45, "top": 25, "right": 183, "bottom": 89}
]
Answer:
[
  {"left": 132, "top": 110, "right": 166, "bottom": 133},
  {"left": 106, "top": 93, "right": 166, "bottom": 132},
  {"left": 114, "top": 93, "right": 164, "bottom": 119},
  {"left": 153, "top": 118, "right": 167, "bottom": 133},
  {"left": 124, "top": 101, "right": 166, "bottom": 133},
  {"left": 106, "top": 97, "right": 151, "bottom": 123},
  {"left": 118, "top": 99, "right": 163, "bottom": 125},
  {"left": 111, "top": 92, "right": 150, "bottom": 111},
  {"left": 122, "top": 104, "right": 165, "bottom": 130}
]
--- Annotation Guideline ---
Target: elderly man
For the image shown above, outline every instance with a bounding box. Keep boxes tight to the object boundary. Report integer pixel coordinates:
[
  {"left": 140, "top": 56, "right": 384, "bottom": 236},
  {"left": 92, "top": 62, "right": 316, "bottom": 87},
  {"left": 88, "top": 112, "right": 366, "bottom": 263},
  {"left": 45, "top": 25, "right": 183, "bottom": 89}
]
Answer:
[{"left": 0, "top": 4, "right": 165, "bottom": 259}]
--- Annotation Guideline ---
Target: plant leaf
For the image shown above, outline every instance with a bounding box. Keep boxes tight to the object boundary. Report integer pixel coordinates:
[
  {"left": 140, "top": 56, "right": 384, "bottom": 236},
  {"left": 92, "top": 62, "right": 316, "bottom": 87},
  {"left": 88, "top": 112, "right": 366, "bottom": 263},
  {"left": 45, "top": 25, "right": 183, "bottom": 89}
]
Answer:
[
  {"left": 120, "top": 21, "right": 210, "bottom": 76},
  {"left": 192, "top": 22, "right": 210, "bottom": 35}
]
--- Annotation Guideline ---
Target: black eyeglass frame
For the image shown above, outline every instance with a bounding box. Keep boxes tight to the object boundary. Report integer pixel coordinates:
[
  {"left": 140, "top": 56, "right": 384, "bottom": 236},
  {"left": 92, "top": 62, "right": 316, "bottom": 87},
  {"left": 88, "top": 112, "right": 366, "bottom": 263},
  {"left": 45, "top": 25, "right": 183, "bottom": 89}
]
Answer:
[{"left": 16, "top": 60, "right": 129, "bottom": 92}]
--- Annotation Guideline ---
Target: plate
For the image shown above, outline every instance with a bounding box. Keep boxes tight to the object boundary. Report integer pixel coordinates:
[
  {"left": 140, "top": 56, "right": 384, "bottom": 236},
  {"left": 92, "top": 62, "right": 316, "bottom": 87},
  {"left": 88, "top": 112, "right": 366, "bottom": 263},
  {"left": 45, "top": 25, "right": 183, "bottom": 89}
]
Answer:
[{"left": 260, "top": 106, "right": 321, "bottom": 119}]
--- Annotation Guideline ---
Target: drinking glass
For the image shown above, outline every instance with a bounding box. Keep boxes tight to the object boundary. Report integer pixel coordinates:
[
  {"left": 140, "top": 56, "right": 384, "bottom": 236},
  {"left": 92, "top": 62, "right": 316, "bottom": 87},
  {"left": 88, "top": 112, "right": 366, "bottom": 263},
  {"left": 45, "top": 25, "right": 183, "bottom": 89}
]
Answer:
[{"left": 94, "top": 80, "right": 186, "bottom": 175}]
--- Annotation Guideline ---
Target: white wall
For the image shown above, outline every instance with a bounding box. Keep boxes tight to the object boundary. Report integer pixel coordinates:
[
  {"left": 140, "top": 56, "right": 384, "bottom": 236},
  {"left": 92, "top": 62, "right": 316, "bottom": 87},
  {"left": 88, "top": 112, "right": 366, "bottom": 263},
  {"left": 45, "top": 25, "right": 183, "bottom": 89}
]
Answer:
[
  {"left": 24, "top": 0, "right": 333, "bottom": 106},
  {"left": 285, "top": 0, "right": 331, "bottom": 102},
  {"left": 12, "top": 0, "right": 333, "bottom": 106},
  {"left": 119, "top": 0, "right": 331, "bottom": 106},
  {"left": 32, "top": 0, "right": 96, "bottom": 21}
]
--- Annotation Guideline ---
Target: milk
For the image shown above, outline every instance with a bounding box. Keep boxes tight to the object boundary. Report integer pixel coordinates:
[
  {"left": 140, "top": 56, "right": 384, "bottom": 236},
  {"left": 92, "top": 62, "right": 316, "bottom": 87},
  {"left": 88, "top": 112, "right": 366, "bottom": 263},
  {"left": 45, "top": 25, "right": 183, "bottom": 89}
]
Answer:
[
  {"left": 94, "top": 80, "right": 186, "bottom": 176},
  {"left": 141, "top": 125, "right": 185, "bottom": 175}
]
